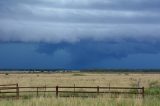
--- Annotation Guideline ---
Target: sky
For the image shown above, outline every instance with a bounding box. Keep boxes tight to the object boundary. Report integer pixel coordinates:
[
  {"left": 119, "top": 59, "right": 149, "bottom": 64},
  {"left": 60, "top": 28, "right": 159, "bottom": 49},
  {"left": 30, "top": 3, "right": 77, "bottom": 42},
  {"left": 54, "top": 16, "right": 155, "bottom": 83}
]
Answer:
[{"left": 0, "top": 0, "right": 160, "bottom": 69}]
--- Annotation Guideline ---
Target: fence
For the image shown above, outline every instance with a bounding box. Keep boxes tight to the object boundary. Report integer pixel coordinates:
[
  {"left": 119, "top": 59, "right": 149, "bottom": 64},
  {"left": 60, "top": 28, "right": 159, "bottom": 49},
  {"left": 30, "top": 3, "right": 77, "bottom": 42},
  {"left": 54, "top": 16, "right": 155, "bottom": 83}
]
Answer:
[
  {"left": 0, "top": 84, "right": 19, "bottom": 99},
  {"left": 0, "top": 84, "right": 144, "bottom": 99}
]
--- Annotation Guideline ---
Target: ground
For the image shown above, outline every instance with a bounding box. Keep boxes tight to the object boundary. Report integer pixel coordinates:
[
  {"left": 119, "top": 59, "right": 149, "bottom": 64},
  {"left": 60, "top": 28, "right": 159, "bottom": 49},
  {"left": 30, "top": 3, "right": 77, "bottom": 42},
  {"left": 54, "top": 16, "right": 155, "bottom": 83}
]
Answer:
[
  {"left": 0, "top": 72, "right": 160, "bottom": 106},
  {"left": 0, "top": 72, "right": 160, "bottom": 87}
]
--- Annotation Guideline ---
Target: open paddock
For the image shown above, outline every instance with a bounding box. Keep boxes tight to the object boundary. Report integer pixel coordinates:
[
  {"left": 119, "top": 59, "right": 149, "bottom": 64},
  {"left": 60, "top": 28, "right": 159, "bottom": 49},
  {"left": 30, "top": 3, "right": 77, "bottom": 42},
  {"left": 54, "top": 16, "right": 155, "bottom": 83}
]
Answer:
[{"left": 0, "top": 72, "right": 160, "bottom": 106}]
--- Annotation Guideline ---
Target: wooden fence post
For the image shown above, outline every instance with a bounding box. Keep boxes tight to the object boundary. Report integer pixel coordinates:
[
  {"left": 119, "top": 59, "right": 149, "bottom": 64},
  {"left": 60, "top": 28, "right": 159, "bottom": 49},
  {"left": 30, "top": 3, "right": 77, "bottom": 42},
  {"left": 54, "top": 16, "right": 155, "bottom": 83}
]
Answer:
[
  {"left": 37, "top": 87, "right": 39, "bottom": 97},
  {"left": 97, "top": 86, "right": 99, "bottom": 94},
  {"left": 44, "top": 86, "right": 46, "bottom": 97},
  {"left": 142, "top": 87, "right": 144, "bottom": 98},
  {"left": 56, "top": 86, "right": 59, "bottom": 98},
  {"left": 74, "top": 84, "right": 75, "bottom": 93},
  {"left": 16, "top": 83, "right": 19, "bottom": 99},
  {"left": 74, "top": 84, "right": 76, "bottom": 97}
]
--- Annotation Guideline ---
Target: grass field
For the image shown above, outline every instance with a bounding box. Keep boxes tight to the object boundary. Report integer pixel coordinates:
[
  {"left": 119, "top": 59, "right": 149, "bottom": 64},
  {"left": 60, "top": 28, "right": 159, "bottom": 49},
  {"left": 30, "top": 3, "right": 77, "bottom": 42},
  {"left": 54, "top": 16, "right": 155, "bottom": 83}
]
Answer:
[{"left": 0, "top": 72, "right": 160, "bottom": 106}]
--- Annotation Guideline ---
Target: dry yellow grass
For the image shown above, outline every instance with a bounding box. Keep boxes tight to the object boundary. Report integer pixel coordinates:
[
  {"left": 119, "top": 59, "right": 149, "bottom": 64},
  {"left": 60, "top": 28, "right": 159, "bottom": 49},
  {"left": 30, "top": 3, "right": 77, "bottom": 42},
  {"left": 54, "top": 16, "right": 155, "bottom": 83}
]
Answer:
[
  {"left": 0, "top": 72, "right": 160, "bottom": 106},
  {"left": 0, "top": 72, "right": 159, "bottom": 87}
]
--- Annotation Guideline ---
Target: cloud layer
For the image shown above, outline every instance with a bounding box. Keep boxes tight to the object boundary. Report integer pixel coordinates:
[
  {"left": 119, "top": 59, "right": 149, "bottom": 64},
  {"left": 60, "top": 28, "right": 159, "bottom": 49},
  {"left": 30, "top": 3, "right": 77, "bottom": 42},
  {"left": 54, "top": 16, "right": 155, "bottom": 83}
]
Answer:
[
  {"left": 1, "top": 41, "right": 160, "bottom": 69},
  {"left": 1, "top": 0, "right": 160, "bottom": 69},
  {"left": 0, "top": 0, "right": 160, "bottom": 43},
  {"left": 36, "top": 40, "right": 160, "bottom": 68}
]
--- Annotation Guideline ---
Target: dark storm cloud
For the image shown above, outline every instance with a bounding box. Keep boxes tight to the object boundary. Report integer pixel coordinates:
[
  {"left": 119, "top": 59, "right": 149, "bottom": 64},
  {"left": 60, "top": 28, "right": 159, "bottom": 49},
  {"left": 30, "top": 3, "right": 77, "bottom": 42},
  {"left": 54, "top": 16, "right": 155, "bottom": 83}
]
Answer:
[
  {"left": 1, "top": 0, "right": 160, "bottom": 69},
  {"left": 0, "top": 0, "right": 160, "bottom": 43},
  {"left": 36, "top": 39, "right": 160, "bottom": 68},
  {"left": 0, "top": 22, "right": 160, "bottom": 43}
]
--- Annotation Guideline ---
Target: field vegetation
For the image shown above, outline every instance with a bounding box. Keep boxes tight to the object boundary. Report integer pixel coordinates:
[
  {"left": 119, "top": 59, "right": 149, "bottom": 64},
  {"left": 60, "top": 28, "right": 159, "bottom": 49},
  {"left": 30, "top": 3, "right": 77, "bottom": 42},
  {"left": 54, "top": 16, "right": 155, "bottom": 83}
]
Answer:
[{"left": 0, "top": 72, "right": 160, "bottom": 106}]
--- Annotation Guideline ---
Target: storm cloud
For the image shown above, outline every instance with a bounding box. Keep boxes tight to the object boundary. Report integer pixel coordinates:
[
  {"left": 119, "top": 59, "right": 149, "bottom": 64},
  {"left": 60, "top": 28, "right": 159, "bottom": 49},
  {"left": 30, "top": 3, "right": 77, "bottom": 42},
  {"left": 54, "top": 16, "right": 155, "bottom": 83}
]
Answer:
[
  {"left": 0, "top": 0, "right": 160, "bottom": 69},
  {"left": 36, "top": 40, "right": 160, "bottom": 68},
  {"left": 0, "top": 0, "right": 160, "bottom": 43}
]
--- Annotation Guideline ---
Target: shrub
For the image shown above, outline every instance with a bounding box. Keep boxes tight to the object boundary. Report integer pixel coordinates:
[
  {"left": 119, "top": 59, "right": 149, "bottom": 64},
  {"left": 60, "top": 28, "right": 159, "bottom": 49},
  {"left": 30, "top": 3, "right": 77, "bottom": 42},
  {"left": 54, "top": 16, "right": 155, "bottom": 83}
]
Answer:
[
  {"left": 72, "top": 73, "right": 85, "bottom": 76},
  {"left": 5, "top": 73, "right": 9, "bottom": 75}
]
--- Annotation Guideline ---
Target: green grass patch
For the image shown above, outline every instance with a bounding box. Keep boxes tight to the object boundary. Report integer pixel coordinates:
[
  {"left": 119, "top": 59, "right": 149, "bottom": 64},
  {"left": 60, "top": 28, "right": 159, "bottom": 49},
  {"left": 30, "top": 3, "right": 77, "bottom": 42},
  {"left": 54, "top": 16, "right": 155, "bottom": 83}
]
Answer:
[{"left": 145, "top": 87, "right": 160, "bottom": 95}]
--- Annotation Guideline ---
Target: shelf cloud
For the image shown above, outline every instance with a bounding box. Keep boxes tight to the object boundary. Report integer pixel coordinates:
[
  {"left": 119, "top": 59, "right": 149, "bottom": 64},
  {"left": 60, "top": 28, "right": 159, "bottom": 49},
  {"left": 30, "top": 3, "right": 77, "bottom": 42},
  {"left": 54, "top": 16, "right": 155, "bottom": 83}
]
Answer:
[
  {"left": 0, "top": 0, "right": 160, "bottom": 43},
  {"left": 1, "top": 0, "right": 160, "bottom": 69}
]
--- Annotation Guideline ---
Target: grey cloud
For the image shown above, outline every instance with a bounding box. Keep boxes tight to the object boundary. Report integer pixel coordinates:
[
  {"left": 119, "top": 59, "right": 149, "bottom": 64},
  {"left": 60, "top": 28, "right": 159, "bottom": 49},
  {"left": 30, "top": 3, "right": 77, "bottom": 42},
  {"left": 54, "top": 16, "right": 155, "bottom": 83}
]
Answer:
[
  {"left": 1, "top": 0, "right": 160, "bottom": 69},
  {"left": 1, "top": 0, "right": 160, "bottom": 24},
  {"left": 0, "top": 18, "right": 160, "bottom": 43},
  {"left": 0, "top": 0, "right": 160, "bottom": 43},
  {"left": 1, "top": 0, "right": 160, "bottom": 11}
]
